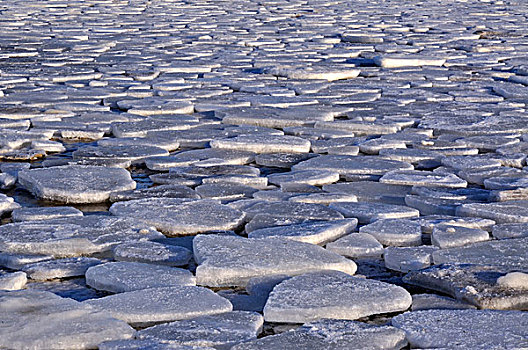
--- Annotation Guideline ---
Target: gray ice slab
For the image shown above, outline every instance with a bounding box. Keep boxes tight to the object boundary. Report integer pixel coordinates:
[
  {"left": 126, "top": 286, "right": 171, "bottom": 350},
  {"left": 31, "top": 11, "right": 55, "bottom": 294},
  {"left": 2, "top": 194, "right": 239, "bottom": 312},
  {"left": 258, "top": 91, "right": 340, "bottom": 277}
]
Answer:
[
  {"left": 411, "top": 294, "right": 477, "bottom": 311},
  {"left": 84, "top": 286, "right": 232, "bottom": 327},
  {"left": 380, "top": 170, "right": 467, "bottom": 188},
  {"left": 11, "top": 206, "right": 83, "bottom": 222},
  {"left": 73, "top": 145, "right": 169, "bottom": 165},
  {"left": 248, "top": 219, "right": 357, "bottom": 245},
  {"left": 0, "top": 215, "right": 163, "bottom": 257},
  {"left": 210, "top": 135, "right": 311, "bottom": 154},
  {"left": 0, "top": 290, "right": 135, "bottom": 349},
  {"left": 293, "top": 155, "right": 413, "bottom": 177},
  {"left": 405, "top": 195, "right": 468, "bottom": 216},
  {"left": 113, "top": 241, "right": 192, "bottom": 266},
  {"left": 218, "top": 106, "right": 337, "bottom": 128},
  {"left": 267, "top": 66, "right": 360, "bottom": 81},
  {"left": 314, "top": 121, "right": 400, "bottom": 136},
  {"left": 99, "top": 339, "right": 209, "bottom": 350},
  {"left": 359, "top": 219, "right": 422, "bottom": 246},
  {"left": 24, "top": 257, "right": 101, "bottom": 281},
  {"left": 331, "top": 202, "right": 420, "bottom": 224},
  {"left": 111, "top": 116, "right": 199, "bottom": 138},
  {"left": 32, "top": 140, "right": 66, "bottom": 153},
  {"left": 110, "top": 198, "right": 245, "bottom": 235},
  {"left": 171, "top": 165, "right": 260, "bottom": 178},
  {"left": 255, "top": 153, "right": 317, "bottom": 168},
  {"left": 323, "top": 181, "right": 412, "bottom": 204},
  {"left": 18, "top": 165, "right": 136, "bottom": 203},
  {"left": 391, "top": 309, "right": 528, "bottom": 349},
  {"left": 432, "top": 237, "right": 528, "bottom": 271},
  {"left": 268, "top": 170, "right": 339, "bottom": 187},
  {"left": 288, "top": 192, "right": 358, "bottom": 204},
  {"left": 0, "top": 252, "right": 52, "bottom": 270},
  {"left": 413, "top": 215, "right": 495, "bottom": 234},
  {"left": 374, "top": 56, "right": 446, "bottom": 68},
  {"left": 325, "top": 233, "right": 384, "bottom": 258},
  {"left": 195, "top": 183, "right": 258, "bottom": 200},
  {"left": 193, "top": 235, "right": 357, "bottom": 287},
  {"left": 85, "top": 261, "right": 195, "bottom": 293},
  {"left": 231, "top": 319, "right": 407, "bottom": 350},
  {"left": 404, "top": 264, "right": 528, "bottom": 310},
  {"left": 137, "top": 311, "right": 263, "bottom": 349},
  {"left": 459, "top": 167, "right": 524, "bottom": 186},
  {"left": 244, "top": 214, "right": 311, "bottom": 233},
  {"left": 203, "top": 175, "right": 268, "bottom": 189},
  {"left": 310, "top": 138, "right": 363, "bottom": 154},
  {"left": 98, "top": 136, "right": 180, "bottom": 152},
  {"left": 410, "top": 186, "right": 490, "bottom": 201},
  {"left": 492, "top": 223, "right": 528, "bottom": 239},
  {"left": 431, "top": 225, "right": 489, "bottom": 248},
  {"left": 457, "top": 201, "right": 528, "bottom": 223},
  {"left": 243, "top": 201, "right": 344, "bottom": 221},
  {"left": 379, "top": 148, "right": 442, "bottom": 166},
  {"left": 146, "top": 149, "right": 255, "bottom": 169},
  {"left": 110, "top": 184, "right": 199, "bottom": 202},
  {"left": 384, "top": 246, "right": 438, "bottom": 273},
  {"left": 359, "top": 138, "right": 407, "bottom": 155},
  {"left": 125, "top": 102, "right": 194, "bottom": 117},
  {"left": 441, "top": 155, "right": 502, "bottom": 171},
  {"left": 263, "top": 271, "right": 412, "bottom": 323}
]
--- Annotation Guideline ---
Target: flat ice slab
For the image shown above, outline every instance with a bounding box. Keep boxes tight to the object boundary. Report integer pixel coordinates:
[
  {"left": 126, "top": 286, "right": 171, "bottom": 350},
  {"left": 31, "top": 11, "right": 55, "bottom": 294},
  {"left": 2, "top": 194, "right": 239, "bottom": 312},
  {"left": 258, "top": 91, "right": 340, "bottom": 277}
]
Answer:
[
  {"left": 84, "top": 286, "right": 233, "bottom": 326},
  {"left": 137, "top": 311, "right": 263, "bottom": 349},
  {"left": 232, "top": 319, "right": 407, "bottom": 350},
  {"left": 0, "top": 289, "right": 135, "bottom": 349},
  {"left": 193, "top": 235, "right": 357, "bottom": 287},
  {"left": 0, "top": 215, "right": 163, "bottom": 257},
  {"left": 392, "top": 309, "right": 528, "bottom": 349},
  {"left": 263, "top": 271, "right": 412, "bottom": 323},
  {"left": 110, "top": 198, "right": 245, "bottom": 235},
  {"left": 18, "top": 165, "right": 136, "bottom": 203},
  {"left": 85, "top": 261, "right": 196, "bottom": 293}
]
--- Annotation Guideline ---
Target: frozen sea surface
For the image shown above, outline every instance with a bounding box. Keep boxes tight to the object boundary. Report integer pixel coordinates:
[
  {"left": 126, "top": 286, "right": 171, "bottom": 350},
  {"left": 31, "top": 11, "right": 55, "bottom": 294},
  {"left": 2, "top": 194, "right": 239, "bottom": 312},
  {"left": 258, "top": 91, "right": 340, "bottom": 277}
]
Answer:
[{"left": 0, "top": 0, "right": 528, "bottom": 349}]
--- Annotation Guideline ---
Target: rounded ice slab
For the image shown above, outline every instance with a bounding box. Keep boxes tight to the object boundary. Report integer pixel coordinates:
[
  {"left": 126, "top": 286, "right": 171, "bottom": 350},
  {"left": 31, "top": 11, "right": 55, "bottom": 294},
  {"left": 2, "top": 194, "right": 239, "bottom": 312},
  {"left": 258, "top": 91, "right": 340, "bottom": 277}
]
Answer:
[
  {"left": 0, "top": 215, "right": 163, "bottom": 257},
  {"left": 210, "top": 135, "right": 311, "bottom": 154},
  {"left": 99, "top": 339, "right": 208, "bottom": 350},
  {"left": 11, "top": 206, "right": 83, "bottom": 222},
  {"left": 72, "top": 145, "right": 169, "bottom": 165},
  {"left": 137, "top": 311, "right": 263, "bottom": 349},
  {"left": 266, "top": 66, "right": 360, "bottom": 81},
  {"left": 263, "top": 271, "right": 412, "bottom": 323},
  {"left": 110, "top": 198, "right": 245, "bottom": 236},
  {"left": 380, "top": 170, "right": 467, "bottom": 188},
  {"left": 113, "top": 241, "right": 192, "bottom": 266},
  {"left": 86, "top": 262, "right": 196, "bottom": 293},
  {"left": 84, "top": 286, "right": 232, "bottom": 327},
  {"left": 359, "top": 219, "right": 422, "bottom": 246},
  {"left": 391, "top": 309, "right": 528, "bottom": 349},
  {"left": 193, "top": 235, "right": 357, "bottom": 287},
  {"left": 373, "top": 56, "right": 446, "bottom": 68},
  {"left": 0, "top": 290, "right": 134, "bottom": 349},
  {"left": 293, "top": 155, "right": 413, "bottom": 177},
  {"left": 267, "top": 170, "right": 340, "bottom": 187},
  {"left": 232, "top": 319, "right": 407, "bottom": 350},
  {"left": 18, "top": 165, "right": 136, "bottom": 203},
  {"left": 247, "top": 219, "right": 357, "bottom": 245},
  {"left": 330, "top": 202, "right": 420, "bottom": 224}
]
